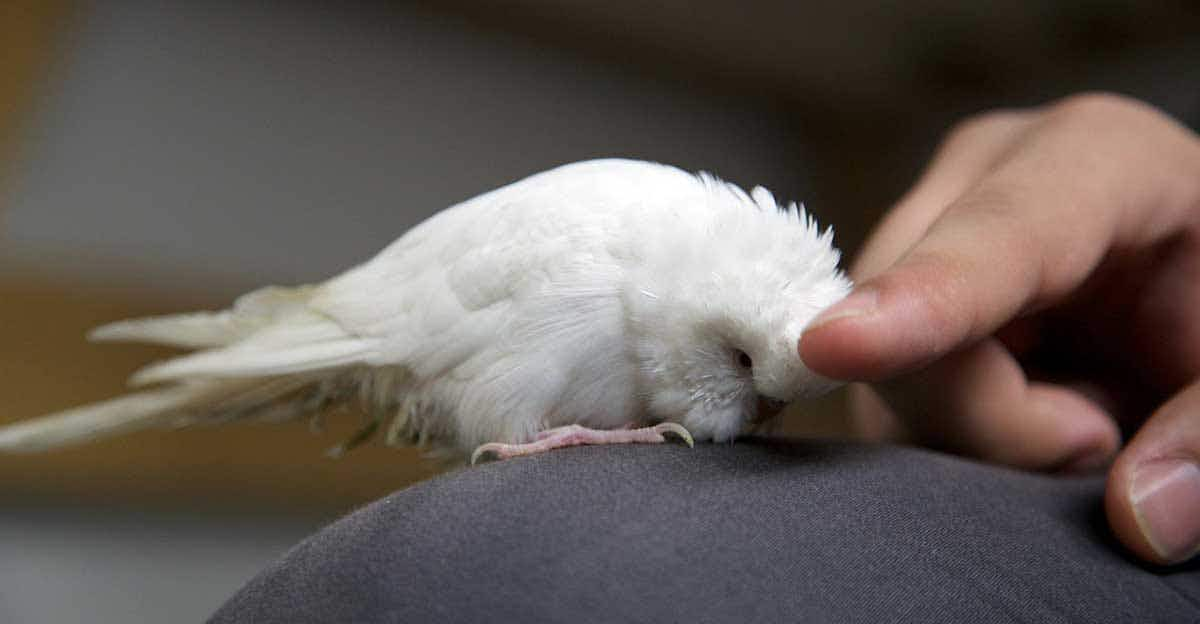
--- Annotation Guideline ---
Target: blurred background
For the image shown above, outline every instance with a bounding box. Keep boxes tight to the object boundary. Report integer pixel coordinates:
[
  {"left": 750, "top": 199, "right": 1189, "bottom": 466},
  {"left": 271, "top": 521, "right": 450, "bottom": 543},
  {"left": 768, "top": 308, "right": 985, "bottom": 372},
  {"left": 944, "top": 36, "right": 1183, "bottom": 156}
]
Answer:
[{"left": 0, "top": 1, "right": 1197, "bottom": 620}]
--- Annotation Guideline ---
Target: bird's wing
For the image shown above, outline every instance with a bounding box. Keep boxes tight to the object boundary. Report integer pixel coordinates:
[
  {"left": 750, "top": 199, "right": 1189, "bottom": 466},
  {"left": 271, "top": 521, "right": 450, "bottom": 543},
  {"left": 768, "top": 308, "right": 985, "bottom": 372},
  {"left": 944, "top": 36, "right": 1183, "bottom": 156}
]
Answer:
[
  {"left": 123, "top": 161, "right": 638, "bottom": 386},
  {"left": 308, "top": 175, "right": 611, "bottom": 379},
  {"left": 308, "top": 159, "right": 698, "bottom": 380},
  {"left": 122, "top": 305, "right": 375, "bottom": 385}
]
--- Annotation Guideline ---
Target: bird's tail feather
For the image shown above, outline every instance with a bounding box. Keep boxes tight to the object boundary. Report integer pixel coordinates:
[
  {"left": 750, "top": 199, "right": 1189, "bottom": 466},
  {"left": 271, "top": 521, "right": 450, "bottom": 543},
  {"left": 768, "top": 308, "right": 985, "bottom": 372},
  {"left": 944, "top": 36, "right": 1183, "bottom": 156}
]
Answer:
[
  {"left": 88, "top": 285, "right": 317, "bottom": 350},
  {"left": 89, "top": 312, "right": 241, "bottom": 349},
  {"left": 0, "top": 385, "right": 208, "bottom": 453},
  {"left": 0, "top": 375, "right": 328, "bottom": 454},
  {"left": 0, "top": 283, "right": 395, "bottom": 454}
]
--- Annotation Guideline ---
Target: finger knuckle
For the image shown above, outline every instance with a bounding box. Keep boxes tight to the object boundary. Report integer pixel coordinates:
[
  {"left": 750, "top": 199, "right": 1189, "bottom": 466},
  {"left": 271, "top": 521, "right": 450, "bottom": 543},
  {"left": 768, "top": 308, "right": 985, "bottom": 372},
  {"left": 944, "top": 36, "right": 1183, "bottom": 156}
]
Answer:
[
  {"left": 951, "top": 183, "right": 1040, "bottom": 249},
  {"left": 919, "top": 182, "right": 1046, "bottom": 309},
  {"left": 1042, "top": 94, "right": 1194, "bottom": 170},
  {"left": 951, "top": 184, "right": 1097, "bottom": 317},
  {"left": 943, "top": 109, "right": 1033, "bottom": 150},
  {"left": 958, "top": 183, "right": 1052, "bottom": 288},
  {"left": 1045, "top": 91, "right": 1146, "bottom": 125}
]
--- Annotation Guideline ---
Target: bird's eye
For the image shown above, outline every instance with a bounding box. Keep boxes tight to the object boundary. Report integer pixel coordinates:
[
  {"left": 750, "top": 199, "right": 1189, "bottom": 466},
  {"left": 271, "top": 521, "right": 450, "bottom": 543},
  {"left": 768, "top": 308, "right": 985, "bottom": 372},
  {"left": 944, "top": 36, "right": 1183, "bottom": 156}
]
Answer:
[{"left": 735, "top": 349, "right": 753, "bottom": 369}]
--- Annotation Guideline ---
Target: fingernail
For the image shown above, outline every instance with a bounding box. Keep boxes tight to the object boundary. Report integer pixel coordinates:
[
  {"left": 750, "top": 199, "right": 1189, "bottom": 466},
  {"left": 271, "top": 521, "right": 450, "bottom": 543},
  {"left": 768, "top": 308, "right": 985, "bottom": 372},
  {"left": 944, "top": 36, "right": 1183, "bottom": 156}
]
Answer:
[
  {"left": 805, "top": 287, "right": 879, "bottom": 332},
  {"left": 1130, "top": 459, "right": 1200, "bottom": 563}
]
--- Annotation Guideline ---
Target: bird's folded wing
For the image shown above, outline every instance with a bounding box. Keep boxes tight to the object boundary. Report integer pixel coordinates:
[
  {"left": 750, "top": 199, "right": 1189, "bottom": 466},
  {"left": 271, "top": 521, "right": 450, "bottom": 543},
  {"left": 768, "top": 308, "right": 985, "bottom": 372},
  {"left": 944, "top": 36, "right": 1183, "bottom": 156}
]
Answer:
[{"left": 116, "top": 163, "right": 631, "bottom": 386}]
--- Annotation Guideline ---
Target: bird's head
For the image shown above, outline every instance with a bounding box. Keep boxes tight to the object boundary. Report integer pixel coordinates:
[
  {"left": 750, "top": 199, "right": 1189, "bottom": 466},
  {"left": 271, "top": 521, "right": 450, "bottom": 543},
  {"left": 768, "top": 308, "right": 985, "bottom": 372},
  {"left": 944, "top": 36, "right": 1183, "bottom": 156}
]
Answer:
[{"left": 623, "top": 174, "right": 851, "bottom": 441}]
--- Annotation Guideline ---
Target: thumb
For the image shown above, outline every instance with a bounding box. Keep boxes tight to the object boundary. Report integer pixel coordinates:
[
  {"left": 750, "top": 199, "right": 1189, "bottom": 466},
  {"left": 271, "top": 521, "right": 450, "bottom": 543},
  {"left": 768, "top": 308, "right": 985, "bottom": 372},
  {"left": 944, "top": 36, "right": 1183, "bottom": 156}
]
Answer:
[{"left": 1106, "top": 380, "right": 1200, "bottom": 565}]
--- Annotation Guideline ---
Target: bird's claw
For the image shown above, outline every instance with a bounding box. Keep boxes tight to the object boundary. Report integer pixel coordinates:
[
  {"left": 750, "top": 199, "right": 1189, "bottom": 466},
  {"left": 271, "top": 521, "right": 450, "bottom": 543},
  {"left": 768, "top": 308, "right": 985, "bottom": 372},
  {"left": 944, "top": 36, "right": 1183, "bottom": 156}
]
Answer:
[
  {"left": 652, "top": 422, "right": 694, "bottom": 448},
  {"left": 470, "top": 442, "right": 505, "bottom": 465}
]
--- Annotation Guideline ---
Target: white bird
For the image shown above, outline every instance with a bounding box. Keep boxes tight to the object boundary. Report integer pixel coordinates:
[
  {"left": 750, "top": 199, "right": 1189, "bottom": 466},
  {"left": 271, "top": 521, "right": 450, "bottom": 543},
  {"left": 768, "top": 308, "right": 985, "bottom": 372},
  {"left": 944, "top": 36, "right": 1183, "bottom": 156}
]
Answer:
[{"left": 0, "top": 159, "right": 851, "bottom": 463}]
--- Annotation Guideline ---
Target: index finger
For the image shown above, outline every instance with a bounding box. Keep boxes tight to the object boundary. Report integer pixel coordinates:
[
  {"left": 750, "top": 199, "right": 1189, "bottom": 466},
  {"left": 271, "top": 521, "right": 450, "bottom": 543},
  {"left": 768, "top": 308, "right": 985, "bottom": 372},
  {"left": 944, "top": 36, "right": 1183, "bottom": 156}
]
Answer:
[{"left": 801, "top": 94, "right": 1200, "bottom": 381}]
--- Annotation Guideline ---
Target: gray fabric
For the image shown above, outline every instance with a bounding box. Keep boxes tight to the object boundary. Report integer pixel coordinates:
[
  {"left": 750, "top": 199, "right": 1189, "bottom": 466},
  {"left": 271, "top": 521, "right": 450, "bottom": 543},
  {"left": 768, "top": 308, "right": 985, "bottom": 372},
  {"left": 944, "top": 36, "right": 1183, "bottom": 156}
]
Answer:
[{"left": 210, "top": 440, "right": 1200, "bottom": 623}]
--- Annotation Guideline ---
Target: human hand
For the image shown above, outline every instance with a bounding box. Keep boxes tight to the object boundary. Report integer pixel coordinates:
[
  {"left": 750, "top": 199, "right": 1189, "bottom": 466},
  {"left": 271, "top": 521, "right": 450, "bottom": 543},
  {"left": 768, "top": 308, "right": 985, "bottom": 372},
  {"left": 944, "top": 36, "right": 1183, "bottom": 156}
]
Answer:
[{"left": 799, "top": 93, "right": 1200, "bottom": 565}]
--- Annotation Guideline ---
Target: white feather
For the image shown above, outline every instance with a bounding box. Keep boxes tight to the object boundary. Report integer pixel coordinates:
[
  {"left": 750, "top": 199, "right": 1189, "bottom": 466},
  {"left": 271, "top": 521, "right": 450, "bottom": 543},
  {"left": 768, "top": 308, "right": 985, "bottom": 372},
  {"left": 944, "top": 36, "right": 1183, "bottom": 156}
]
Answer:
[
  {"left": 129, "top": 339, "right": 373, "bottom": 386},
  {"left": 0, "top": 387, "right": 204, "bottom": 452},
  {"left": 89, "top": 285, "right": 316, "bottom": 348},
  {"left": 0, "top": 159, "right": 850, "bottom": 457}
]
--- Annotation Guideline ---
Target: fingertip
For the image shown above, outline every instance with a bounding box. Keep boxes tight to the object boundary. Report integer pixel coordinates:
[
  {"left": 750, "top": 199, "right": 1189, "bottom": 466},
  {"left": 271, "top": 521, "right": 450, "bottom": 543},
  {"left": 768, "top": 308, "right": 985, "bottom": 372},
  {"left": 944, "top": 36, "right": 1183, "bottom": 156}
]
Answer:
[
  {"left": 798, "top": 313, "right": 889, "bottom": 381},
  {"left": 798, "top": 276, "right": 949, "bottom": 381},
  {"left": 800, "top": 283, "right": 924, "bottom": 381},
  {"left": 1104, "top": 461, "right": 1145, "bottom": 559},
  {"left": 1106, "top": 382, "right": 1200, "bottom": 565},
  {"left": 1108, "top": 457, "right": 1200, "bottom": 565},
  {"left": 799, "top": 288, "right": 881, "bottom": 380},
  {"left": 1026, "top": 385, "right": 1120, "bottom": 474},
  {"left": 1104, "top": 456, "right": 1197, "bottom": 566},
  {"left": 806, "top": 287, "right": 880, "bottom": 333}
]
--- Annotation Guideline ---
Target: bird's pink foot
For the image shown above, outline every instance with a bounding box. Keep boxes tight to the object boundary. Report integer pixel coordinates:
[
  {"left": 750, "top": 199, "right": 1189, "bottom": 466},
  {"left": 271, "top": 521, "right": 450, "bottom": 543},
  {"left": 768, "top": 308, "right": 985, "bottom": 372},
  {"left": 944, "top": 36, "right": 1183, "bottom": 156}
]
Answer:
[{"left": 470, "top": 423, "right": 693, "bottom": 464}]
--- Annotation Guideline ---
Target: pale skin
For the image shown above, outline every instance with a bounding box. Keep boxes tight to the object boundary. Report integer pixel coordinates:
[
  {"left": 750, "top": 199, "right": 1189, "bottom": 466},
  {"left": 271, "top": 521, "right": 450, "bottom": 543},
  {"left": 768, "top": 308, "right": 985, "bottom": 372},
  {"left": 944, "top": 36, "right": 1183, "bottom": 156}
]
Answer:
[{"left": 798, "top": 93, "right": 1200, "bottom": 566}]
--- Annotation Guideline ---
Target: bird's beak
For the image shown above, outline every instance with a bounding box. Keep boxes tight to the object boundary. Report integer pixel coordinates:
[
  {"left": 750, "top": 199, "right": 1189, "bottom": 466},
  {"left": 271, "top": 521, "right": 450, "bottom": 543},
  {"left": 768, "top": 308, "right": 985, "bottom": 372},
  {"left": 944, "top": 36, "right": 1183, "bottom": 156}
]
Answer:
[{"left": 752, "top": 395, "right": 788, "bottom": 424}]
